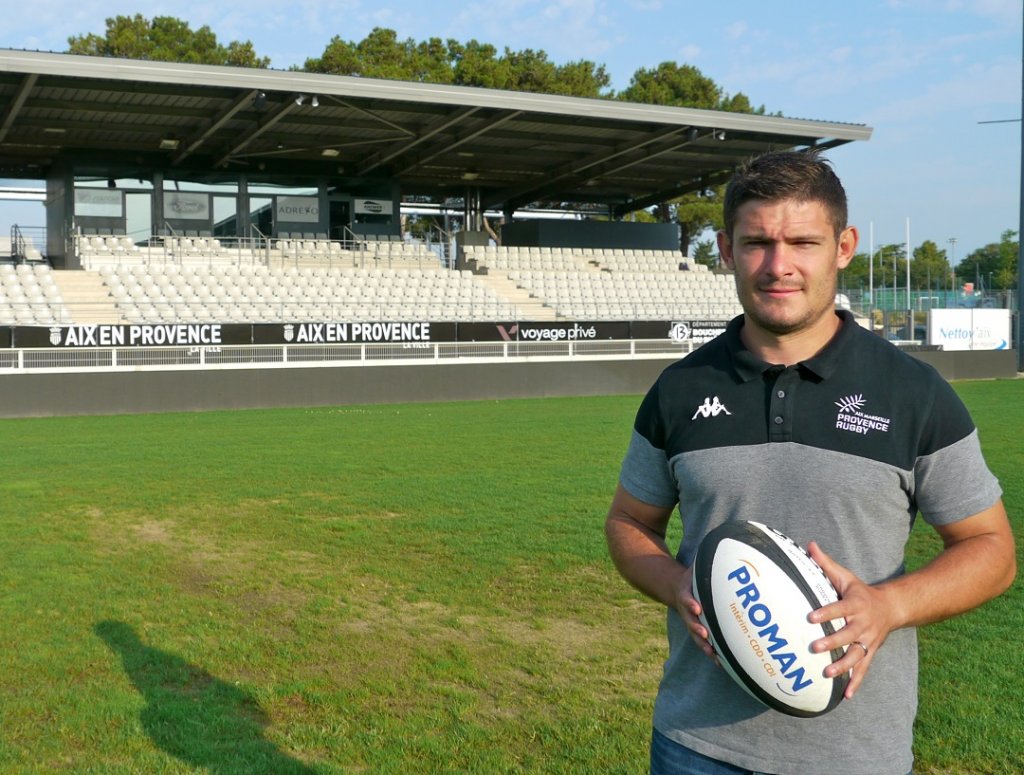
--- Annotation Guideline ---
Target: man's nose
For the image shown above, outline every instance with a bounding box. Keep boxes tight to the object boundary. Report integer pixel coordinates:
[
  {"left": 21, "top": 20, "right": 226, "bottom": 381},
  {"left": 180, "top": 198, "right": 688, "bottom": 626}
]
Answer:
[{"left": 762, "top": 243, "right": 795, "bottom": 276}]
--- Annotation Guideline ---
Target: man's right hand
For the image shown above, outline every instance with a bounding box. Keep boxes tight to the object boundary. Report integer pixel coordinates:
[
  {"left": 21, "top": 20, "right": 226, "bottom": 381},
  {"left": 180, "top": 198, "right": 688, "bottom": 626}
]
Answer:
[
  {"left": 675, "top": 565, "right": 717, "bottom": 663},
  {"left": 606, "top": 483, "right": 717, "bottom": 665}
]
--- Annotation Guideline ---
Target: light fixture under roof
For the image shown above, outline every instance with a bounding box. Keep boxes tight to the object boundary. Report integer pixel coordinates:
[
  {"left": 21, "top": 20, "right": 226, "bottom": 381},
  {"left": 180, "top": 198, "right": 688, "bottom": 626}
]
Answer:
[
  {"left": 321, "top": 148, "right": 340, "bottom": 157},
  {"left": 159, "top": 137, "right": 180, "bottom": 150}
]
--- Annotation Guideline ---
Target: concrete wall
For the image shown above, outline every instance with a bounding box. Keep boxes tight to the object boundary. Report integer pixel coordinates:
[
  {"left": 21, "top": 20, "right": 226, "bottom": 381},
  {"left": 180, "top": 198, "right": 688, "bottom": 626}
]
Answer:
[
  {"left": 0, "top": 350, "right": 1016, "bottom": 419},
  {"left": 0, "top": 359, "right": 676, "bottom": 418},
  {"left": 899, "top": 348, "right": 1018, "bottom": 381}
]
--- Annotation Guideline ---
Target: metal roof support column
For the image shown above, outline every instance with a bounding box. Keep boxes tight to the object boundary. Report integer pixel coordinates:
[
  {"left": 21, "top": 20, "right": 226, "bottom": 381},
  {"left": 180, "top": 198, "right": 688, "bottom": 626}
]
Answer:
[{"left": 464, "top": 186, "right": 483, "bottom": 232}]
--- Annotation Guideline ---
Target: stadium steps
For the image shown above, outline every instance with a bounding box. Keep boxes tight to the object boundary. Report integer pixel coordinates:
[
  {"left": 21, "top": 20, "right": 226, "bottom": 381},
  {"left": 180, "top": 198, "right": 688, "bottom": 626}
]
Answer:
[
  {"left": 52, "top": 270, "right": 123, "bottom": 324},
  {"left": 473, "top": 273, "right": 558, "bottom": 321}
]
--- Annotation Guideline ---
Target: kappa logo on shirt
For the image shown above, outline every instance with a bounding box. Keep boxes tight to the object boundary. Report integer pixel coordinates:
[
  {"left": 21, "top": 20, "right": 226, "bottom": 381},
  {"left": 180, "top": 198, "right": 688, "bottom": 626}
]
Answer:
[
  {"left": 692, "top": 396, "right": 732, "bottom": 420},
  {"left": 834, "top": 394, "right": 892, "bottom": 436}
]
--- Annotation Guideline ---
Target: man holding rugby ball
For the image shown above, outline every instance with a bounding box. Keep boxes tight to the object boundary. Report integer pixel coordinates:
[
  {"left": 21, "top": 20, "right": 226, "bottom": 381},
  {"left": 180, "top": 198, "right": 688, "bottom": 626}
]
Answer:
[{"left": 605, "top": 151, "right": 1016, "bottom": 775}]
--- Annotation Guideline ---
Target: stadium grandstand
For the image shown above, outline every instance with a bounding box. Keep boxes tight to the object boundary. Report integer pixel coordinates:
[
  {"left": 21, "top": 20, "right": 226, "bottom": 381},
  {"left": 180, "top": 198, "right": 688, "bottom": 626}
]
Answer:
[
  {"left": 22, "top": 48, "right": 1005, "bottom": 416},
  {"left": 1, "top": 242, "right": 737, "bottom": 326}
]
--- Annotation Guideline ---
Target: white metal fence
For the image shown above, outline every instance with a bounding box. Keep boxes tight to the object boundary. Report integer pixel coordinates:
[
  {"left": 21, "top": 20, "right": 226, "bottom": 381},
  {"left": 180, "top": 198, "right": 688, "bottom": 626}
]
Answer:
[{"left": 1, "top": 338, "right": 697, "bottom": 374}]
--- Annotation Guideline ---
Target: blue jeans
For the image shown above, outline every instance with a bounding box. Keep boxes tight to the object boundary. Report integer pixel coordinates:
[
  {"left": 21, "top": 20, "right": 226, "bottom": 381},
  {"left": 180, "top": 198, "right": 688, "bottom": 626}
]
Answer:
[
  {"left": 650, "top": 728, "right": 912, "bottom": 775},
  {"left": 650, "top": 729, "right": 769, "bottom": 775}
]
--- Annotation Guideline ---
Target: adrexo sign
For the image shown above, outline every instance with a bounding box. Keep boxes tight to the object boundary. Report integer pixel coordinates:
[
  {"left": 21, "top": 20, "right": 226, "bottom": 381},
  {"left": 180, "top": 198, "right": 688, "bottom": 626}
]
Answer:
[{"left": 276, "top": 196, "right": 319, "bottom": 223}]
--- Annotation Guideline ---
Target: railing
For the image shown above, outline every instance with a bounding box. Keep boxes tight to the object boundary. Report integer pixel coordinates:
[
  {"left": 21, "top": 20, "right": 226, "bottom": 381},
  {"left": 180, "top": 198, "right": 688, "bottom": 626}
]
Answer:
[
  {"left": 73, "top": 229, "right": 448, "bottom": 273},
  {"left": 10, "top": 225, "right": 47, "bottom": 264},
  {"left": 0, "top": 298, "right": 741, "bottom": 326},
  {"left": 843, "top": 287, "right": 1017, "bottom": 315},
  {"left": 427, "top": 222, "right": 455, "bottom": 268},
  {"left": 0, "top": 338, "right": 697, "bottom": 374}
]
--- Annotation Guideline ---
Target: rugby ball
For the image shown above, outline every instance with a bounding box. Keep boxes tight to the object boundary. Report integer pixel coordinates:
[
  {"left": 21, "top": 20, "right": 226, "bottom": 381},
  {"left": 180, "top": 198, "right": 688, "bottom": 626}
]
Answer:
[{"left": 691, "top": 520, "right": 849, "bottom": 717}]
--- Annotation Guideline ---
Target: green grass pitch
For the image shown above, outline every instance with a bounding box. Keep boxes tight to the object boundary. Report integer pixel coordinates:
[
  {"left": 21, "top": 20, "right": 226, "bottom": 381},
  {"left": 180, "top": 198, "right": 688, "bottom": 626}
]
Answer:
[{"left": 0, "top": 380, "right": 1020, "bottom": 774}]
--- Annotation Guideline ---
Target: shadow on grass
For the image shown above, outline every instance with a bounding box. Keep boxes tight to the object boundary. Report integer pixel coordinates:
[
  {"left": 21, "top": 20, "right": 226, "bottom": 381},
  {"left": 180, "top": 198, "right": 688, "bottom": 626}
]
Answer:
[{"left": 95, "top": 620, "right": 318, "bottom": 775}]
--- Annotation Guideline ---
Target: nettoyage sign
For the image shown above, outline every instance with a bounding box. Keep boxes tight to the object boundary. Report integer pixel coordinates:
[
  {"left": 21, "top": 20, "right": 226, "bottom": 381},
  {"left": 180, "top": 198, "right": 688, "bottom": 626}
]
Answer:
[{"left": 927, "top": 309, "right": 1011, "bottom": 351}]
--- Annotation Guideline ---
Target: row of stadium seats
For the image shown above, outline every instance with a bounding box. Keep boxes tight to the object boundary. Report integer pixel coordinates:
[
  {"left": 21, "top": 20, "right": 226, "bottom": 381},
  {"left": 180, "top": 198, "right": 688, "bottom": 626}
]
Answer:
[
  {"left": 0, "top": 259, "right": 740, "bottom": 327},
  {"left": 99, "top": 265, "right": 517, "bottom": 324},
  {"left": 458, "top": 244, "right": 736, "bottom": 320},
  {"left": 463, "top": 244, "right": 706, "bottom": 274},
  {"left": 76, "top": 233, "right": 443, "bottom": 271},
  {"left": 510, "top": 270, "right": 741, "bottom": 320},
  {"left": 271, "top": 239, "right": 438, "bottom": 268},
  {"left": 0, "top": 263, "right": 70, "bottom": 325}
]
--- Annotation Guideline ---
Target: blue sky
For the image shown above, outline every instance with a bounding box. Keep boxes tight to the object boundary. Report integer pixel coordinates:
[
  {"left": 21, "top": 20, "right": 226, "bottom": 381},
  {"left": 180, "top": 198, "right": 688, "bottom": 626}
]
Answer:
[{"left": 1, "top": 0, "right": 1021, "bottom": 262}]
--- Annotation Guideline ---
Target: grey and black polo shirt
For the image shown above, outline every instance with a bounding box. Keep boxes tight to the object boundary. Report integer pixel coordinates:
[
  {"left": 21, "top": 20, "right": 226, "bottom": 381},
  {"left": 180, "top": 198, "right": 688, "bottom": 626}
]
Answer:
[{"left": 619, "top": 310, "right": 1001, "bottom": 775}]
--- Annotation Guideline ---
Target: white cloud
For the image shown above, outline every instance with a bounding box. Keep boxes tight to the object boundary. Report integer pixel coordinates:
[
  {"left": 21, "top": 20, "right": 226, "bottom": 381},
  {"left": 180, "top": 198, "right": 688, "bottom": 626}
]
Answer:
[
  {"left": 830, "top": 46, "right": 853, "bottom": 64},
  {"left": 724, "top": 21, "right": 748, "bottom": 40},
  {"left": 628, "top": 0, "right": 664, "bottom": 10},
  {"left": 446, "top": 0, "right": 614, "bottom": 62},
  {"left": 677, "top": 44, "right": 701, "bottom": 62},
  {"left": 863, "top": 58, "right": 1020, "bottom": 125}
]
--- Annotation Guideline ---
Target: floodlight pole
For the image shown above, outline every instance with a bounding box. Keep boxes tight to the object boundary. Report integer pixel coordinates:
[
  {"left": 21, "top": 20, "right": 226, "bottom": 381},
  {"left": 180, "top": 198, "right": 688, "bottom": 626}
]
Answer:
[
  {"left": 906, "top": 218, "right": 912, "bottom": 314},
  {"left": 1018, "top": 13, "right": 1024, "bottom": 373},
  {"left": 869, "top": 222, "right": 874, "bottom": 309}
]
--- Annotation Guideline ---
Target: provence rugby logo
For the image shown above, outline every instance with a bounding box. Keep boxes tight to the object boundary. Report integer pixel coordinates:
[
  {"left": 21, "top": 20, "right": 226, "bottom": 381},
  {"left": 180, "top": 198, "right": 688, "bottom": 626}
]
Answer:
[{"left": 834, "top": 394, "right": 891, "bottom": 436}]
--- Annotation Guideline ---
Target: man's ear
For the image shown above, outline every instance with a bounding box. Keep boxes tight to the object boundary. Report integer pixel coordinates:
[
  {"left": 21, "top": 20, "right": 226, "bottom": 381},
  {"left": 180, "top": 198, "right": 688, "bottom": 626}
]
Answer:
[
  {"left": 836, "top": 226, "right": 859, "bottom": 270},
  {"left": 716, "top": 230, "right": 734, "bottom": 270}
]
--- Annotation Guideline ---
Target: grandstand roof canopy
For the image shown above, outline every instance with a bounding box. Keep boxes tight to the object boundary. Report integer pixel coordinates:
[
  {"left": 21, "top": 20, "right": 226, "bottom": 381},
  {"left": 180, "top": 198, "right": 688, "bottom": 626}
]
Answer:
[{"left": 0, "top": 48, "right": 872, "bottom": 215}]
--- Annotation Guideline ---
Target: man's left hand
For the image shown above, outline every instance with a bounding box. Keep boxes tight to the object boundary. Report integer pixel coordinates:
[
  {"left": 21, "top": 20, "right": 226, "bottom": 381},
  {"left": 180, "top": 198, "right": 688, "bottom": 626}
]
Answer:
[{"left": 805, "top": 541, "right": 899, "bottom": 700}]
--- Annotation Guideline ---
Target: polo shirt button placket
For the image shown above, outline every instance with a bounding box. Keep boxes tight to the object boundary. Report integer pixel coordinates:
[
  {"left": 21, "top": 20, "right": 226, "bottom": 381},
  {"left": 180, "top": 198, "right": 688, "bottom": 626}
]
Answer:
[{"left": 767, "top": 367, "right": 796, "bottom": 440}]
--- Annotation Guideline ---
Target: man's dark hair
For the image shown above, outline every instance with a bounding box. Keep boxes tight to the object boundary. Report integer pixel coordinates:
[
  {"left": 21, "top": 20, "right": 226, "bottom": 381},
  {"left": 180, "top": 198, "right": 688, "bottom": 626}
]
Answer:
[{"left": 722, "top": 150, "right": 848, "bottom": 239}]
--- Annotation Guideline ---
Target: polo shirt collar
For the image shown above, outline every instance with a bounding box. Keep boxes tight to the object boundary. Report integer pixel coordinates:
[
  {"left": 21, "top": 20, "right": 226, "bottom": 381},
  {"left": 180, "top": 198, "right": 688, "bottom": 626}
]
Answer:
[{"left": 726, "top": 310, "right": 856, "bottom": 383}]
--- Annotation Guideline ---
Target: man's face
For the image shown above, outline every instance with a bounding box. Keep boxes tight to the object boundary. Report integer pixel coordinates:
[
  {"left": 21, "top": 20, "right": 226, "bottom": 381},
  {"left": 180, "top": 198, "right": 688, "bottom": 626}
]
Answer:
[{"left": 717, "top": 198, "right": 857, "bottom": 338}]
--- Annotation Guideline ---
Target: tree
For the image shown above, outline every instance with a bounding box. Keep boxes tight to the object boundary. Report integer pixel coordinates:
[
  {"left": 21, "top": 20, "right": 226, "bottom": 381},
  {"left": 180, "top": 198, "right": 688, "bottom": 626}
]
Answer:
[
  {"left": 449, "top": 40, "right": 511, "bottom": 89},
  {"left": 618, "top": 61, "right": 764, "bottom": 113},
  {"left": 304, "top": 28, "right": 612, "bottom": 97},
  {"left": 66, "top": 14, "right": 270, "bottom": 68},
  {"left": 910, "top": 240, "right": 952, "bottom": 292},
  {"left": 542, "top": 56, "right": 610, "bottom": 98},
  {"left": 303, "top": 28, "right": 454, "bottom": 83},
  {"left": 671, "top": 193, "right": 725, "bottom": 257},
  {"left": 841, "top": 243, "right": 906, "bottom": 294},
  {"left": 958, "top": 230, "right": 1018, "bottom": 290},
  {"left": 616, "top": 61, "right": 765, "bottom": 254},
  {"left": 839, "top": 250, "right": 871, "bottom": 293},
  {"left": 847, "top": 241, "right": 961, "bottom": 294},
  {"left": 691, "top": 238, "right": 718, "bottom": 268}
]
